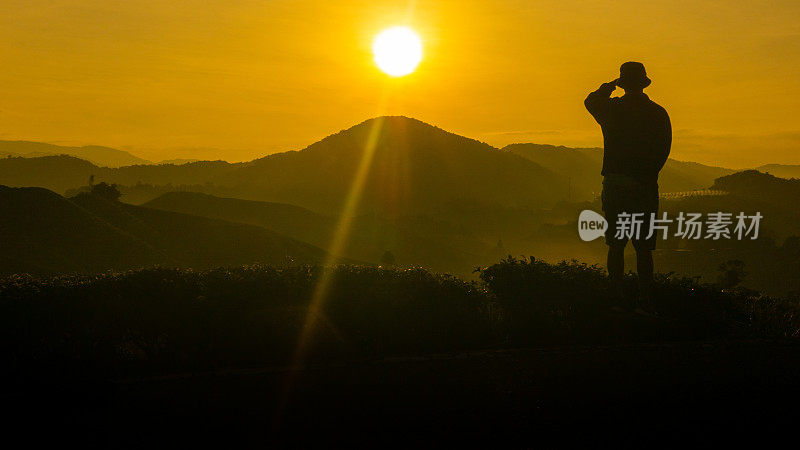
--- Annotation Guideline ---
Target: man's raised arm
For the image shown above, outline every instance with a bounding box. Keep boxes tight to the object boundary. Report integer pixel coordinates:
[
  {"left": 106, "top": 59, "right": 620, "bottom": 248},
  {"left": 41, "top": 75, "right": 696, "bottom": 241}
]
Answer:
[{"left": 584, "top": 81, "right": 617, "bottom": 125}]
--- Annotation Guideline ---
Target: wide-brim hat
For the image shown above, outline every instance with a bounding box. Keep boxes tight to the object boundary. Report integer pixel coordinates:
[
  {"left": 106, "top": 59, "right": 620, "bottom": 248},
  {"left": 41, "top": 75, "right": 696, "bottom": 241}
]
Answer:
[{"left": 616, "top": 61, "right": 651, "bottom": 89}]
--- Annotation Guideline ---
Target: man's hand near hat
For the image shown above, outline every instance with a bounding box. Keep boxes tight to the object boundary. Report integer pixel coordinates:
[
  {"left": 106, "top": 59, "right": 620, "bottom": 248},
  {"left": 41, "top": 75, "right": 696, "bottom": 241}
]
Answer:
[{"left": 598, "top": 79, "right": 618, "bottom": 95}]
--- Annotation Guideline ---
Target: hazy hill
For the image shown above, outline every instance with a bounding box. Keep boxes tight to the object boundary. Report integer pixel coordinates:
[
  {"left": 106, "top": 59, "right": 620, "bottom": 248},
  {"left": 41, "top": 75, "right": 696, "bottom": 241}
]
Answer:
[
  {"left": 158, "top": 158, "right": 200, "bottom": 165},
  {"left": 0, "top": 186, "right": 327, "bottom": 275},
  {"left": 661, "top": 160, "right": 734, "bottom": 192},
  {"left": 144, "top": 192, "right": 332, "bottom": 247},
  {"left": 653, "top": 172, "right": 800, "bottom": 295},
  {"left": 0, "top": 185, "right": 164, "bottom": 273},
  {"left": 656, "top": 170, "right": 800, "bottom": 243},
  {"left": 503, "top": 143, "right": 734, "bottom": 200},
  {"left": 756, "top": 164, "right": 800, "bottom": 180},
  {"left": 211, "top": 116, "right": 565, "bottom": 214},
  {"left": 0, "top": 156, "right": 242, "bottom": 197},
  {"left": 143, "top": 191, "right": 490, "bottom": 273},
  {"left": 711, "top": 170, "right": 800, "bottom": 202},
  {"left": 0, "top": 140, "right": 151, "bottom": 167},
  {"left": 108, "top": 160, "right": 242, "bottom": 186},
  {"left": 73, "top": 193, "right": 327, "bottom": 268},
  {"left": 0, "top": 155, "right": 99, "bottom": 194}
]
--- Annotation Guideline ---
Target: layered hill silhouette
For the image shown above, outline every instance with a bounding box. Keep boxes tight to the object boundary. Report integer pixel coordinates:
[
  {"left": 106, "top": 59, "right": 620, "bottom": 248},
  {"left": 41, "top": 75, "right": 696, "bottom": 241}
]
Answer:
[
  {"left": 144, "top": 191, "right": 488, "bottom": 272},
  {"left": 712, "top": 169, "right": 800, "bottom": 199},
  {"left": 0, "top": 140, "right": 151, "bottom": 167},
  {"left": 212, "top": 116, "right": 566, "bottom": 214},
  {"left": 685, "top": 170, "right": 800, "bottom": 240},
  {"left": 755, "top": 164, "right": 800, "bottom": 180},
  {"left": 0, "top": 186, "right": 326, "bottom": 275},
  {"left": 0, "top": 117, "right": 746, "bottom": 213},
  {"left": 0, "top": 155, "right": 100, "bottom": 194},
  {"left": 0, "top": 117, "right": 568, "bottom": 213},
  {"left": 0, "top": 186, "right": 161, "bottom": 274},
  {"left": 503, "top": 143, "right": 734, "bottom": 201},
  {"left": 0, "top": 155, "right": 242, "bottom": 195},
  {"left": 2, "top": 118, "right": 799, "bottom": 289}
]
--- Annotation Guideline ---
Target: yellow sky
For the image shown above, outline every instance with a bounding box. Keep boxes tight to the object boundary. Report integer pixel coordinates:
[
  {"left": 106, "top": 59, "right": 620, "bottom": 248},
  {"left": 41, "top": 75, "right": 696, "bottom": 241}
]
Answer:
[{"left": 1, "top": 0, "right": 798, "bottom": 167}]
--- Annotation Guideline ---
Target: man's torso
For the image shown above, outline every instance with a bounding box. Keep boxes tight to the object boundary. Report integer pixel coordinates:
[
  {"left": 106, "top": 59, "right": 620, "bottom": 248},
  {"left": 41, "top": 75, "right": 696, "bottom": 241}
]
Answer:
[{"left": 599, "top": 94, "right": 669, "bottom": 186}]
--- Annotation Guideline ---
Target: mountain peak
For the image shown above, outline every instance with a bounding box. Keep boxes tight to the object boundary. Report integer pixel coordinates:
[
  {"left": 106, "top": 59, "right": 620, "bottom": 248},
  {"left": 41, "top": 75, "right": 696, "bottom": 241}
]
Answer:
[
  {"left": 333, "top": 116, "right": 453, "bottom": 140},
  {"left": 300, "top": 116, "right": 496, "bottom": 158},
  {"left": 357, "top": 115, "right": 432, "bottom": 126},
  {"left": 224, "top": 116, "right": 564, "bottom": 214}
]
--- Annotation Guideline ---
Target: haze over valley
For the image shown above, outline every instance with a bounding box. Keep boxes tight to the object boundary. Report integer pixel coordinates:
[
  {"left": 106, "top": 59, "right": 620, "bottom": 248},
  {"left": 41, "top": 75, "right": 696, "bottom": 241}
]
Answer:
[{"left": 2, "top": 116, "right": 798, "bottom": 295}]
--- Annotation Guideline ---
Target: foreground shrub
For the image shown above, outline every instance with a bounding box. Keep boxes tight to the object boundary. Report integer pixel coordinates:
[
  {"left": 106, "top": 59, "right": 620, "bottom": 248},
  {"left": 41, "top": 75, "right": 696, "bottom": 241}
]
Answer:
[
  {"left": 0, "top": 265, "right": 496, "bottom": 378},
  {"left": 3, "top": 260, "right": 799, "bottom": 381},
  {"left": 477, "top": 257, "right": 608, "bottom": 342},
  {"left": 478, "top": 256, "right": 800, "bottom": 344}
]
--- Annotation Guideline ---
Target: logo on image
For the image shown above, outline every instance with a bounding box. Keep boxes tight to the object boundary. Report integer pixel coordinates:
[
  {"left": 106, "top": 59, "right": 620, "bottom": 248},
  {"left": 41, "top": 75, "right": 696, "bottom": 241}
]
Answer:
[{"left": 578, "top": 210, "right": 608, "bottom": 241}]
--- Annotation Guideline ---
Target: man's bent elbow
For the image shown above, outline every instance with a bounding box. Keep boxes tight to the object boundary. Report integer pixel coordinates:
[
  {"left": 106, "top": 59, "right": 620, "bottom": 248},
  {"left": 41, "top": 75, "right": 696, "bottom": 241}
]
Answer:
[{"left": 584, "top": 95, "right": 596, "bottom": 112}]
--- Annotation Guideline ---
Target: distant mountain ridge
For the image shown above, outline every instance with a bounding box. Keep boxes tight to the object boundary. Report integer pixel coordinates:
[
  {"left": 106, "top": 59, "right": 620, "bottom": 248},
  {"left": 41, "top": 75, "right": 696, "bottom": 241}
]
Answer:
[
  {"left": 0, "top": 155, "right": 243, "bottom": 195},
  {"left": 503, "top": 143, "right": 734, "bottom": 201},
  {"left": 712, "top": 169, "right": 800, "bottom": 200},
  {"left": 0, "top": 140, "right": 151, "bottom": 167},
  {"left": 0, "top": 117, "right": 567, "bottom": 212},
  {"left": 755, "top": 164, "right": 800, "bottom": 180},
  {"left": 158, "top": 158, "right": 200, "bottom": 165},
  {"left": 0, "top": 117, "right": 794, "bottom": 213}
]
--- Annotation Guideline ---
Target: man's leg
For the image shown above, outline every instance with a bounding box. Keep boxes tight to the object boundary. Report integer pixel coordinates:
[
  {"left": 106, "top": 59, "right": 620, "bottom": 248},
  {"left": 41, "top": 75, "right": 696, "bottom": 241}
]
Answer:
[
  {"left": 635, "top": 188, "right": 659, "bottom": 311},
  {"left": 607, "top": 244, "right": 625, "bottom": 300}
]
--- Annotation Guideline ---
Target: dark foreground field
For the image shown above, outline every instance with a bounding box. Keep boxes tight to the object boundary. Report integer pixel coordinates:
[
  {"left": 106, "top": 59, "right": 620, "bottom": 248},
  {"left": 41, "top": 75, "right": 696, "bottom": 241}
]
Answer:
[
  {"left": 3, "top": 258, "right": 800, "bottom": 446},
  {"left": 7, "top": 340, "right": 800, "bottom": 446}
]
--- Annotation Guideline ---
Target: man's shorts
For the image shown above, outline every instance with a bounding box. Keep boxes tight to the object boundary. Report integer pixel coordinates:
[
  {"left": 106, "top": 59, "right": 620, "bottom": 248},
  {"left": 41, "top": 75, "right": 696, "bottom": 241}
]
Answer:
[{"left": 601, "top": 175, "right": 659, "bottom": 251}]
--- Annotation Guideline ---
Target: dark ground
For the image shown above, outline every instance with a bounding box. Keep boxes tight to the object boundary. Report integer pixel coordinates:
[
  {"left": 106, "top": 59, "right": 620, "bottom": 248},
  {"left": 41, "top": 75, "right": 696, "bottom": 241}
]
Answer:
[{"left": 5, "top": 339, "right": 800, "bottom": 447}]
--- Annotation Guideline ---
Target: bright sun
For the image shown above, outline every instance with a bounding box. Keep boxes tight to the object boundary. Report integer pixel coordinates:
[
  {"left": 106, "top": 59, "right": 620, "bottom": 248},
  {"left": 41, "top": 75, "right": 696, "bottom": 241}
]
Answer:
[{"left": 372, "top": 26, "right": 423, "bottom": 77}]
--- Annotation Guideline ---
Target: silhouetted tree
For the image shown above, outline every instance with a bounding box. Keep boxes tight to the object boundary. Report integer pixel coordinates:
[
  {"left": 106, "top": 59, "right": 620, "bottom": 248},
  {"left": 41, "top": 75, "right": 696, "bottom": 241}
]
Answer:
[
  {"left": 380, "top": 250, "right": 396, "bottom": 266},
  {"left": 91, "top": 182, "right": 121, "bottom": 202},
  {"left": 717, "top": 260, "right": 747, "bottom": 289}
]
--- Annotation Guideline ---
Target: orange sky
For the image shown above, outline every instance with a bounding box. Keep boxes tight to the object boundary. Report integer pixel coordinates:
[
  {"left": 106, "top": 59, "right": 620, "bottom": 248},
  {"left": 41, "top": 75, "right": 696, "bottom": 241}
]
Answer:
[{"left": 1, "top": 0, "right": 799, "bottom": 167}]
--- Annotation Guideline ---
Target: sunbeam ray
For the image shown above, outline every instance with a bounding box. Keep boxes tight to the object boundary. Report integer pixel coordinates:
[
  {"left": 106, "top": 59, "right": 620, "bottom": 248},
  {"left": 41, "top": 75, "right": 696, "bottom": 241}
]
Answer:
[
  {"left": 271, "top": 0, "right": 423, "bottom": 430},
  {"left": 272, "top": 115, "right": 389, "bottom": 427}
]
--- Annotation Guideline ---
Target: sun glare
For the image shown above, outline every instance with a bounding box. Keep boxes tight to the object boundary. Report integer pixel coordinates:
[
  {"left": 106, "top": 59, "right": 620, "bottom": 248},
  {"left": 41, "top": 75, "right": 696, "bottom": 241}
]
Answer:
[{"left": 372, "top": 26, "right": 423, "bottom": 77}]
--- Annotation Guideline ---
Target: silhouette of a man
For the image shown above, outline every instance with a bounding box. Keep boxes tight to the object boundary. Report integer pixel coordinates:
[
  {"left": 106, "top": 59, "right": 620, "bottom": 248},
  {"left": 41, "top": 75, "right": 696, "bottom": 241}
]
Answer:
[{"left": 585, "top": 62, "right": 671, "bottom": 309}]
